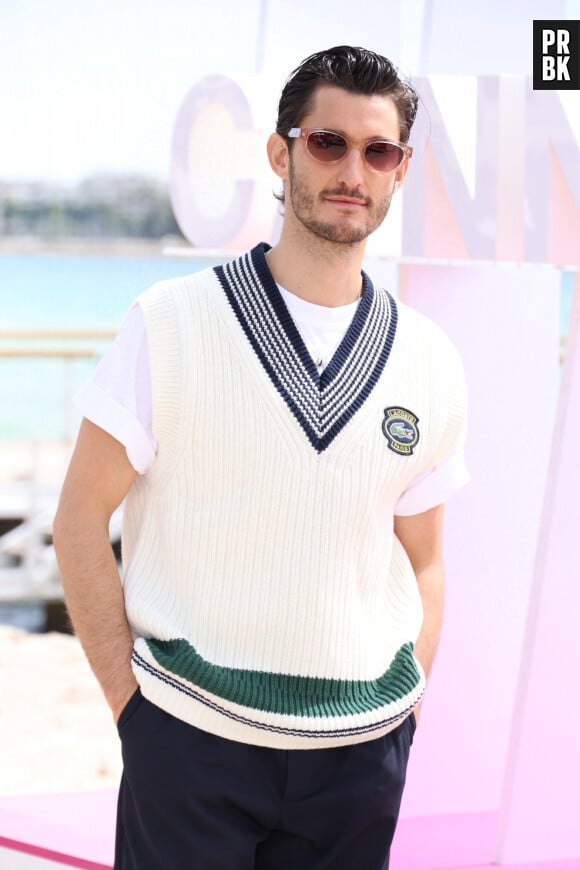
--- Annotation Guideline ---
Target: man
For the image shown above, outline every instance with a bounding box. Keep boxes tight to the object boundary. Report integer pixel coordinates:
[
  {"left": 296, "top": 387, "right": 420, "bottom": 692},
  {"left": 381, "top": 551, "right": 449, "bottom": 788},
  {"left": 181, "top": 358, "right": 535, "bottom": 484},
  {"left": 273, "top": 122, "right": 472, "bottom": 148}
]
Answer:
[{"left": 54, "top": 45, "right": 468, "bottom": 869}]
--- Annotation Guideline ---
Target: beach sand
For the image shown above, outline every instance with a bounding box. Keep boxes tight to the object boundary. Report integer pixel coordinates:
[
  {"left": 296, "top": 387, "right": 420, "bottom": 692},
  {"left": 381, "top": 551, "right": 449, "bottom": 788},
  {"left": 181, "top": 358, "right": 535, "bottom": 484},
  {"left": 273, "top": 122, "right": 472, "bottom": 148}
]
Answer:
[
  {"left": 0, "top": 437, "right": 122, "bottom": 796},
  {"left": 0, "top": 625, "right": 122, "bottom": 795}
]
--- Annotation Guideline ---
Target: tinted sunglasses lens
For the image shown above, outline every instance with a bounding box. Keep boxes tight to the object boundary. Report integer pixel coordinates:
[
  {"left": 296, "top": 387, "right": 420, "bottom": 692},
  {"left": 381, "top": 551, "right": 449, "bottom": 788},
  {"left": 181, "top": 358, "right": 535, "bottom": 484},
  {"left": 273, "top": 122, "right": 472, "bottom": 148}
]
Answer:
[
  {"left": 306, "top": 131, "right": 348, "bottom": 162},
  {"left": 365, "top": 141, "right": 404, "bottom": 171}
]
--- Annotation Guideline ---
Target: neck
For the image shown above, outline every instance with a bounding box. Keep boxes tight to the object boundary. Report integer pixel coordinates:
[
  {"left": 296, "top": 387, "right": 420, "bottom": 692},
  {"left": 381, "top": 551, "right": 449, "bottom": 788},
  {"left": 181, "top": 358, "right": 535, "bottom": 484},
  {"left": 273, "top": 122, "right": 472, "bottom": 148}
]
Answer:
[{"left": 266, "top": 222, "right": 367, "bottom": 308}]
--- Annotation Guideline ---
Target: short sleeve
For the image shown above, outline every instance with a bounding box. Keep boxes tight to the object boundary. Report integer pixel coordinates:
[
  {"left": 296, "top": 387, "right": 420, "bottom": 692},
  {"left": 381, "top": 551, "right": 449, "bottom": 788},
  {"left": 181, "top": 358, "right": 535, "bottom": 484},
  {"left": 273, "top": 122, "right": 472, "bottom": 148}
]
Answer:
[{"left": 73, "top": 305, "right": 157, "bottom": 474}]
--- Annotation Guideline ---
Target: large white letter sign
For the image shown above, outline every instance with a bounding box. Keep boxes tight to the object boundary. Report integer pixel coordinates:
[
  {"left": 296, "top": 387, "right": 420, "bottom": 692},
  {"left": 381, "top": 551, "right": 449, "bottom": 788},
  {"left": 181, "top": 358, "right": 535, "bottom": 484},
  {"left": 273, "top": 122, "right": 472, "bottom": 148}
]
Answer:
[{"left": 170, "top": 75, "right": 255, "bottom": 247}]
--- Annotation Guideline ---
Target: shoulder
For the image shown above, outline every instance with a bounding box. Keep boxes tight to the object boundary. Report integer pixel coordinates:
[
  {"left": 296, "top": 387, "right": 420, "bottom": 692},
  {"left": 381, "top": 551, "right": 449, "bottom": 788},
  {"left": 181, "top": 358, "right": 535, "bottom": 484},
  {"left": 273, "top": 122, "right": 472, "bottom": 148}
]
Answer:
[
  {"left": 393, "top": 295, "right": 455, "bottom": 345},
  {"left": 137, "top": 264, "right": 221, "bottom": 318},
  {"left": 393, "top": 295, "right": 464, "bottom": 370}
]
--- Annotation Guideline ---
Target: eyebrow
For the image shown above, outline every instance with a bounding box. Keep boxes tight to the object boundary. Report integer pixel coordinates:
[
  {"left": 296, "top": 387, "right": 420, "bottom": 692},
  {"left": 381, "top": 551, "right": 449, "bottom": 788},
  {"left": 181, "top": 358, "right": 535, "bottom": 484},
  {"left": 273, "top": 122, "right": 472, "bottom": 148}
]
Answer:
[{"left": 307, "top": 127, "right": 397, "bottom": 142}]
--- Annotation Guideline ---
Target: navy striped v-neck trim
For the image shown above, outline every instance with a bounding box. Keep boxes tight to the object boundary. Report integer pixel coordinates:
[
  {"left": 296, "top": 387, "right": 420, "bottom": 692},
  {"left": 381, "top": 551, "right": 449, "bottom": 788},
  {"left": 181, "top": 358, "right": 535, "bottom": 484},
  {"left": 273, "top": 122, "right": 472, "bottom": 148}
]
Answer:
[{"left": 215, "top": 243, "right": 398, "bottom": 453}]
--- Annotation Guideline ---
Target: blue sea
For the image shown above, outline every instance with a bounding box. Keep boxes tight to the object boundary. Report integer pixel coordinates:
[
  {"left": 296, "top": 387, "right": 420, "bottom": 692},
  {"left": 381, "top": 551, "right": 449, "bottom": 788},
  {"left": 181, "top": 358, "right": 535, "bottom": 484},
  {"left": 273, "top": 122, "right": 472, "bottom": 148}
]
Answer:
[
  {"left": 0, "top": 251, "right": 575, "bottom": 441},
  {"left": 0, "top": 251, "right": 223, "bottom": 441}
]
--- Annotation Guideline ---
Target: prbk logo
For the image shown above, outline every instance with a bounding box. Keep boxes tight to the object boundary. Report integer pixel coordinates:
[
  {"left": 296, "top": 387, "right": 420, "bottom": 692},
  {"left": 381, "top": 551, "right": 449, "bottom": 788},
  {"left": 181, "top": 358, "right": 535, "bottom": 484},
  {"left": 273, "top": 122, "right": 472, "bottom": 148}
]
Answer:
[{"left": 533, "top": 20, "right": 580, "bottom": 89}]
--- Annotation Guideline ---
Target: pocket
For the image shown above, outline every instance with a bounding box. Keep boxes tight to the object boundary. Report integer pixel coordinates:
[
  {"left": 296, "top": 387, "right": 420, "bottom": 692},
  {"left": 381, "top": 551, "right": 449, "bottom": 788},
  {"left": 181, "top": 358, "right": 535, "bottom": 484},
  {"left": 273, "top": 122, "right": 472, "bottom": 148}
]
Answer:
[
  {"left": 116, "top": 687, "right": 144, "bottom": 732},
  {"left": 406, "top": 710, "right": 417, "bottom": 744}
]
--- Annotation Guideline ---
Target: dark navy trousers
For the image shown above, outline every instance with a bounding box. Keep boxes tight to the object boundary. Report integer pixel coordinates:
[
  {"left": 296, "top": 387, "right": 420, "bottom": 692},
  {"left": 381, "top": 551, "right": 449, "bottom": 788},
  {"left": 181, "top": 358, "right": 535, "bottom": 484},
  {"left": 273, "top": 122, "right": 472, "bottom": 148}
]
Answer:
[{"left": 114, "top": 689, "right": 415, "bottom": 869}]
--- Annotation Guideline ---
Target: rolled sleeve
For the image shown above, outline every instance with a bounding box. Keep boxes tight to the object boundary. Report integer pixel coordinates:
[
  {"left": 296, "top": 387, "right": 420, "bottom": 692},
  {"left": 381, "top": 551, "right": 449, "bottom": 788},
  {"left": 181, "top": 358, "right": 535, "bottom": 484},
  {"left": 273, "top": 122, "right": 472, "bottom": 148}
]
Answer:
[
  {"left": 74, "top": 378, "right": 156, "bottom": 474},
  {"left": 395, "top": 446, "right": 470, "bottom": 516},
  {"left": 73, "top": 304, "right": 157, "bottom": 474}
]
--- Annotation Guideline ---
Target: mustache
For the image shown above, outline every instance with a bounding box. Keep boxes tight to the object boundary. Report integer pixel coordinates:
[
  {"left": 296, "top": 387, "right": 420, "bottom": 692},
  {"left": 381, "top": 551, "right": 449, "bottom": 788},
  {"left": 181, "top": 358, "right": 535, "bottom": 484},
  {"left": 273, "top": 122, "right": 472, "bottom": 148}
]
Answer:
[{"left": 320, "top": 185, "right": 371, "bottom": 205}]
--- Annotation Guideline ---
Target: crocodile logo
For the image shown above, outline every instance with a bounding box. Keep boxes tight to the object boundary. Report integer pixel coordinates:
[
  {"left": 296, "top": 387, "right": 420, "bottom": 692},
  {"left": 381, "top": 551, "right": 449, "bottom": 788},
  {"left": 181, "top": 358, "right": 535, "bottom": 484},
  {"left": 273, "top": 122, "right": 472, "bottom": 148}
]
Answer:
[{"left": 382, "top": 407, "right": 420, "bottom": 455}]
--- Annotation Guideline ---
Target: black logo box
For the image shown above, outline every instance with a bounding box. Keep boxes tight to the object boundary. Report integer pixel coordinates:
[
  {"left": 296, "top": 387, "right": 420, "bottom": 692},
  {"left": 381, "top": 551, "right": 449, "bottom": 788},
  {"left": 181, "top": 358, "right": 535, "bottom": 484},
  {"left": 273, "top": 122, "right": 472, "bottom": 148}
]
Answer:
[{"left": 533, "top": 20, "right": 580, "bottom": 90}]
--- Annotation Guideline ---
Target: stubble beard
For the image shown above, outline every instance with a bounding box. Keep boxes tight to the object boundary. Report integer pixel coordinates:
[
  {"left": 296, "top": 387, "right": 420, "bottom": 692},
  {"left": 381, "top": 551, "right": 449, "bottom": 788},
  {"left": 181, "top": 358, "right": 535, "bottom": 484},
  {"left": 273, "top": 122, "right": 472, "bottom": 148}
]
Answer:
[{"left": 287, "top": 161, "right": 393, "bottom": 246}]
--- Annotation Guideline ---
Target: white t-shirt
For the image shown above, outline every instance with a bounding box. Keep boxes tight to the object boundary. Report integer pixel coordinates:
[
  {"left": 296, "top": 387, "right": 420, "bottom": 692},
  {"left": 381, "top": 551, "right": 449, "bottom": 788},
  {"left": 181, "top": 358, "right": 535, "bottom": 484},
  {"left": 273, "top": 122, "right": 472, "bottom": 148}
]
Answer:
[{"left": 75, "top": 287, "right": 468, "bottom": 516}]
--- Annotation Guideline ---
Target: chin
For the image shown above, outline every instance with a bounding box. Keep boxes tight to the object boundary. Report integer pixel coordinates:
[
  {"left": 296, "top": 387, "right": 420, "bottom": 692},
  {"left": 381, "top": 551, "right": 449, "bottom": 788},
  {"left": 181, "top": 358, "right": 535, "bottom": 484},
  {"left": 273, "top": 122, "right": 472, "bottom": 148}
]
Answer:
[{"left": 311, "top": 221, "right": 374, "bottom": 245}]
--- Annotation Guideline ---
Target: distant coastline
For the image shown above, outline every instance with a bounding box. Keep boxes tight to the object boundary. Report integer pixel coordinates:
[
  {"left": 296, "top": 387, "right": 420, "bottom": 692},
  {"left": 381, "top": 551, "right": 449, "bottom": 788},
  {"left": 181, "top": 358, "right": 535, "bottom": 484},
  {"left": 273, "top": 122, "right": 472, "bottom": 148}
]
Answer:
[
  {"left": 0, "top": 173, "right": 187, "bottom": 255},
  {"left": 0, "top": 175, "right": 237, "bottom": 259},
  {"left": 0, "top": 235, "right": 192, "bottom": 258}
]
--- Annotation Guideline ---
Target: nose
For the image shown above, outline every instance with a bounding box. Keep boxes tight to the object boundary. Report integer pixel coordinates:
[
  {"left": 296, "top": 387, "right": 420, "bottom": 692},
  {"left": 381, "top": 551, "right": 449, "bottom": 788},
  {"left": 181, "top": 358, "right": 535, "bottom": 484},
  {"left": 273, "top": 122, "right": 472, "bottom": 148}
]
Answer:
[{"left": 335, "top": 145, "right": 367, "bottom": 188}]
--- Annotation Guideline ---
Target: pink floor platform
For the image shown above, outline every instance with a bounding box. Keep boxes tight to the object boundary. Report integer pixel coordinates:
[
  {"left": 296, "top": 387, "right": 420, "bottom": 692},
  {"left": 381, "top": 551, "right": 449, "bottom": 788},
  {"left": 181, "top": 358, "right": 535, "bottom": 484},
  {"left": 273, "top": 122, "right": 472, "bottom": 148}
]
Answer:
[
  {"left": 0, "top": 791, "right": 578, "bottom": 869},
  {"left": 0, "top": 791, "right": 116, "bottom": 869}
]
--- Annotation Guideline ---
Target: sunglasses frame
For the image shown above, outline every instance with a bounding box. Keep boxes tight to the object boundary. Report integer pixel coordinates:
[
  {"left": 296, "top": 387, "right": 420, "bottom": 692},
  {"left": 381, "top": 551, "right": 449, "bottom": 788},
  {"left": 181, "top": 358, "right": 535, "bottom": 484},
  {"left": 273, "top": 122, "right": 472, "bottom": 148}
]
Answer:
[{"left": 287, "top": 127, "right": 413, "bottom": 173}]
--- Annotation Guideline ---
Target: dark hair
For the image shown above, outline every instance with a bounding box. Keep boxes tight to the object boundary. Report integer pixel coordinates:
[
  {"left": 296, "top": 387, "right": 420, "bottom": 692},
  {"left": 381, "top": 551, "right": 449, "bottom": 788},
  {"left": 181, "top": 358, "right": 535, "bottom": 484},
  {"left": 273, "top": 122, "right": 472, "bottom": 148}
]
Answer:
[{"left": 276, "top": 45, "right": 419, "bottom": 145}]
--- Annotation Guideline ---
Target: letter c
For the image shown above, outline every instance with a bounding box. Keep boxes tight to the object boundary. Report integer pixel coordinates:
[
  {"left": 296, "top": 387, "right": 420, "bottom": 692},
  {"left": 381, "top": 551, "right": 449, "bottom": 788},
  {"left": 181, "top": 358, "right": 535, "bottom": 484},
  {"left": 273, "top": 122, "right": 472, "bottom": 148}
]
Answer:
[{"left": 170, "top": 75, "right": 255, "bottom": 247}]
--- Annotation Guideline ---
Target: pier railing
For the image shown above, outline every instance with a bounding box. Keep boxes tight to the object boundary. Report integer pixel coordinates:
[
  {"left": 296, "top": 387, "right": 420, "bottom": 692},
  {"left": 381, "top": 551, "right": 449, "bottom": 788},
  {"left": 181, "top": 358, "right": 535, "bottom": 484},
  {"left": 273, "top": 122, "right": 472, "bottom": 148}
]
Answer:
[
  {"left": 0, "top": 329, "right": 117, "bottom": 608},
  {"left": 0, "top": 327, "right": 115, "bottom": 440}
]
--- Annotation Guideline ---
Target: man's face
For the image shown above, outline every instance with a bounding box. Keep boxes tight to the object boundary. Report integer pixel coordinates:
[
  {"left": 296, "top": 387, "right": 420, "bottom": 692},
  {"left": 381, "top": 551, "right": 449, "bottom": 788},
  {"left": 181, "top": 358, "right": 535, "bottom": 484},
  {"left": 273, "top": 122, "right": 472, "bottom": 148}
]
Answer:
[{"left": 285, "top": 85, "right": 408, "bottom": 245}]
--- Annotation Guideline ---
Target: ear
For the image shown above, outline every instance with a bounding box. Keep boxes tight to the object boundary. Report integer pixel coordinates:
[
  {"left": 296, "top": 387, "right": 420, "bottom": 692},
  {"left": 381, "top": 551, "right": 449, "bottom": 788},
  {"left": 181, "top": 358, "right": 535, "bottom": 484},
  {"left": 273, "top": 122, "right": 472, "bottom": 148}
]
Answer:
[
  {"left": 393, "top": 156, "right": 411, "bottom": 192},
  {"left": 267, "top": 132, "right": 290, "bottom": 181}
]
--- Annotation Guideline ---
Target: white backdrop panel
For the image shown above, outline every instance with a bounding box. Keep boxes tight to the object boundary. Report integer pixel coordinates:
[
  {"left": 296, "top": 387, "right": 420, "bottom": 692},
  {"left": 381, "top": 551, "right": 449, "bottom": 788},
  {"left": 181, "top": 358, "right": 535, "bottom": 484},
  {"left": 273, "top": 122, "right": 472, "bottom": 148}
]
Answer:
[{"left": 396, "top": 262, "right": 561, "bottom": 816}]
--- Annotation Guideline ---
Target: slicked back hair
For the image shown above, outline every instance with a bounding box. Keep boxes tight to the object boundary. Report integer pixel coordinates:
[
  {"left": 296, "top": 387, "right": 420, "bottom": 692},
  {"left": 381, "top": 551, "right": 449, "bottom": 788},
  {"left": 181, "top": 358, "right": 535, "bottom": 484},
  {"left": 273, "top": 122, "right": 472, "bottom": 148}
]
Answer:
[{"left": 275, "top": 45, "right": 419, "bottom": 145}]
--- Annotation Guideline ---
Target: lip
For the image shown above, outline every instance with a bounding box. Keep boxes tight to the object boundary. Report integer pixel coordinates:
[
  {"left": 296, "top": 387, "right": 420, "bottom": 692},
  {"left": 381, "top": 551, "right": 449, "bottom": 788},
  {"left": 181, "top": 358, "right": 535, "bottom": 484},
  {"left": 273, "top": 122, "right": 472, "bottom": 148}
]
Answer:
[{"left": 324, "top": 196, "right": 367, "bottom": 207}]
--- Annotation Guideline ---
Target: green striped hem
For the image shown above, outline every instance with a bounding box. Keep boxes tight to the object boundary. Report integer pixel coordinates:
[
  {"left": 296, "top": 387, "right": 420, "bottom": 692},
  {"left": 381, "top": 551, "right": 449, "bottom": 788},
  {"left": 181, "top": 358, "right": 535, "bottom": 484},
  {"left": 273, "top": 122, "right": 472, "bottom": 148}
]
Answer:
[{"left": 145, "top": 638, "right": 421, "bottom": 718}]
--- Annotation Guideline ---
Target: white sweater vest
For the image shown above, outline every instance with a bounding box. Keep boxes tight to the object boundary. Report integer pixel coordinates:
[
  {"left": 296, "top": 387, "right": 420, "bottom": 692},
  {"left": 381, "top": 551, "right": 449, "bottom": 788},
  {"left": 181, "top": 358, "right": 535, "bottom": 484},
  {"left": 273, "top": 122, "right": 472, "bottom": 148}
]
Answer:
[{"left": 122, "top": 243, "right": 467, "bottom": 749}]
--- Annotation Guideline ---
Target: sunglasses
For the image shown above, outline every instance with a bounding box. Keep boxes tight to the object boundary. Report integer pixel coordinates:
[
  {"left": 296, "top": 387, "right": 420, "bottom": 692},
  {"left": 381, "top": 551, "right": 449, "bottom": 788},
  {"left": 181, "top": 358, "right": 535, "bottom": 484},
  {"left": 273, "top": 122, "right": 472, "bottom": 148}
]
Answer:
[{"left": 287, "top": 127, "right": 412, "bottom": 173}]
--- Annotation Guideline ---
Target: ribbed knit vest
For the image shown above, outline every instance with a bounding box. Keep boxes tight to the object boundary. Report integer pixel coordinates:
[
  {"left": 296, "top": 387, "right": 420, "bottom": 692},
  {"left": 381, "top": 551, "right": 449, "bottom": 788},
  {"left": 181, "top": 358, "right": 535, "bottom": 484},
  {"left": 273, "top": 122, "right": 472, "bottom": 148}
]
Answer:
[{"left": 122, "top": 243, "right": 467, "bottom": 749}]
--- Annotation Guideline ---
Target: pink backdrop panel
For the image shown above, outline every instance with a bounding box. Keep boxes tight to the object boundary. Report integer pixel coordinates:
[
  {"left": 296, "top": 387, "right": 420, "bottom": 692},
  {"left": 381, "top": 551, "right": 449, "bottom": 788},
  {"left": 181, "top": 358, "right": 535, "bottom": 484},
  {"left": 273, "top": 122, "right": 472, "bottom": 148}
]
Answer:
[
  {"left": 495, "top": 275, "right": 580, "bottom": 862},
  {"left": 396, "top": 262, "right": 561, "bottom": 816}
]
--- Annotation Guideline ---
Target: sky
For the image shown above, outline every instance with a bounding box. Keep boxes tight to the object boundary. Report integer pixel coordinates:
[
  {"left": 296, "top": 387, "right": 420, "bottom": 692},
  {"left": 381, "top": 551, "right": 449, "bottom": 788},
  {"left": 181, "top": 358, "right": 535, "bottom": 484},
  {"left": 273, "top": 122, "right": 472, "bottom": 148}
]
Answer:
[
  {"left": 0, "top": 0, "right": 264, "bottom": 183},
  {"left": 1, "top": 0, "right": 579, "bottom": 185}
]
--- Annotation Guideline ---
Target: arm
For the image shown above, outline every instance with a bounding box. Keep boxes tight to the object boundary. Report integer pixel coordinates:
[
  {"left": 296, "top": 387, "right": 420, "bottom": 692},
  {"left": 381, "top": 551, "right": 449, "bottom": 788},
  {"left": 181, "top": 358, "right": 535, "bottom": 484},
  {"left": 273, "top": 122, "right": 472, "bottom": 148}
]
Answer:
[
  {"left": 394, "top": 503, "right": 445, "bottom": 719},
  {"left": 53, "top": 418, "right": 139, "bottom": 723}
]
